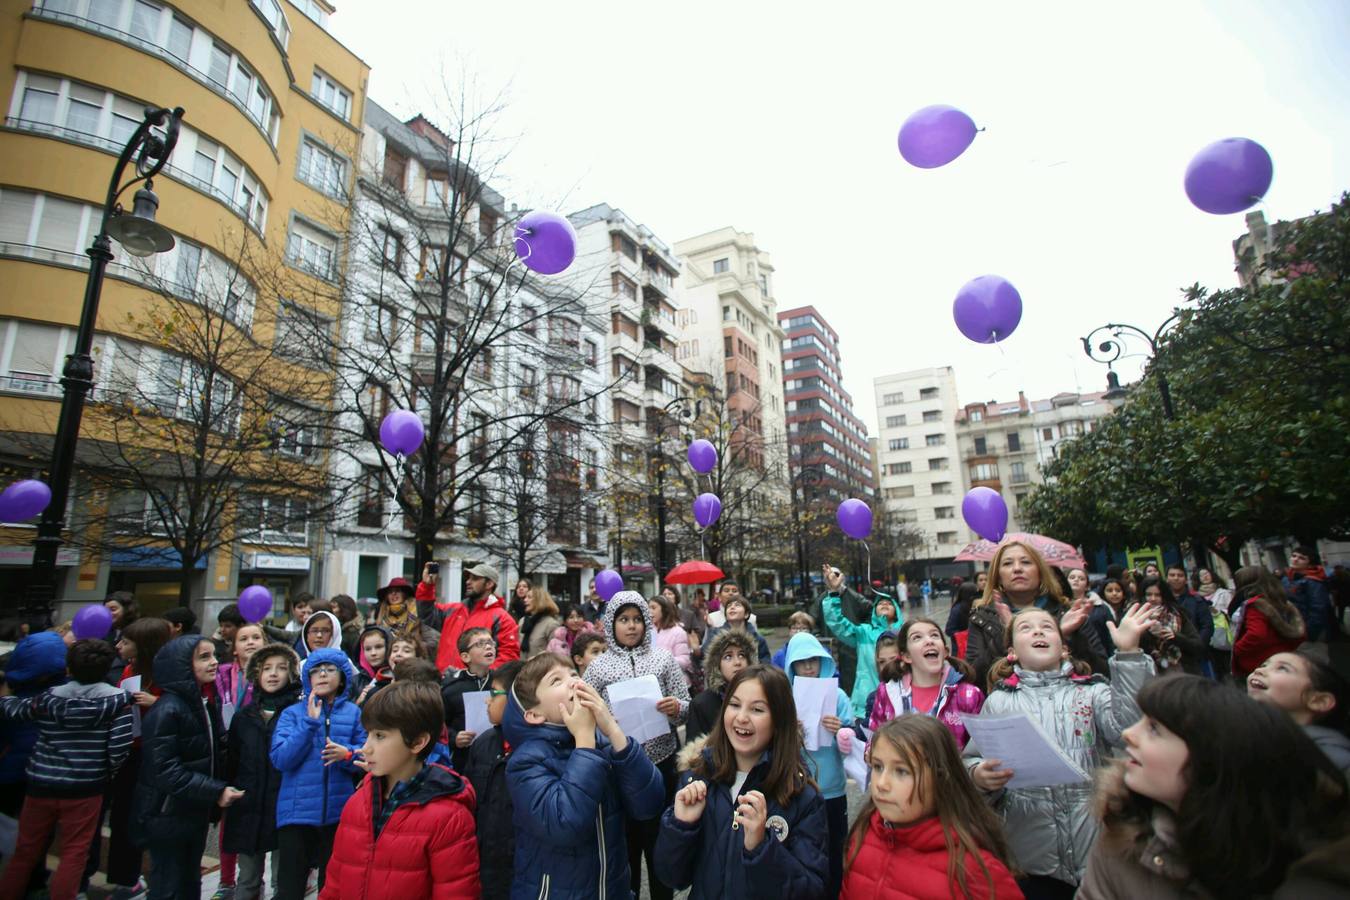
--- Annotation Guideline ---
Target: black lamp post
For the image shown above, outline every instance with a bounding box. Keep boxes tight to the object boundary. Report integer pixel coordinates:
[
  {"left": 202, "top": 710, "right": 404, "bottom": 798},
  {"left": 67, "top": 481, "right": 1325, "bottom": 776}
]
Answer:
[
  {"left": 1080, "top": 312, "right": 1181, "bottom": 420},
  {"left": 26, "top": 105, "right": 184, "bottom": 617},
  {"left": 651, "top": 396, "right": 699, "bottom": 587},
  {"left": 788, "top": 459, "right": 824, "bottom": 598}
]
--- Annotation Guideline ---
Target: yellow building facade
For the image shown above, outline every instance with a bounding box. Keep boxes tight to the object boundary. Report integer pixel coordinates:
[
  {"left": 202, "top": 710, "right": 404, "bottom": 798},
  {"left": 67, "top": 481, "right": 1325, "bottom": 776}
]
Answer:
[{"left": 0, "top": 0, "right": 367, "bottom": 619}]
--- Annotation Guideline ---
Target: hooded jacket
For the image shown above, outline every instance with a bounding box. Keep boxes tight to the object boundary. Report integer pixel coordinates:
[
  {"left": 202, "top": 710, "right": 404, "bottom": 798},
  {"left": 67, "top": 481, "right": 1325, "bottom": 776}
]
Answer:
[
  {"left": 686, "top": 630, "right": 759, "bottom": 745},
  {"left": 1233, "top": 594, "right": 1307, "bottom": 678},
  {"left": 131, "top": 635, "right": 228, "bottom": 844},
  {"left": 545, "top": 620, "right": 601, "bottom": 657},
  {"left": 417, "top": 581, "right": 521, "bottom": 671},
  {"left": 0, "top": 631, "right": 69, "bottom": 786},
  {"left": 962, "top": 651, "right": 1155, "bottom": 884},
  {"left": 320, "top": 763, "right": 480, "bottom": 899},
  {"left": 1306, "top": 724, "right": 1350, "bottom": 776},
  {"left": 351, "top": 623, "right": 395, "bottom": 701},
  {"left": 966, "top": 594, "right": 1110, "bottom": 690},
  {"left": 296, "top": 610, "right": 345, "bottom": 661},
  {"left": 464, "top": 725, "right": 514, "bottom": 900},
  {"left": 868, "top": 663, "right": 985, "bottom": 749},
  {"left": 840, "top": 811, "right": 1023, "bottom": 900},
  {"left": 224, "top": 644, "right": 302, "bottom": 854},
  {"left": 654, "top": 740, "right": 829, "bottom": 899},
  {"left": 701, "top": 620, "right": 772, "bottom": 665},
  {"left": 270, "top": 647, "right": 367, "bottom": 827},
  {"left": 501, "top": 687, "right": 666, "bottom": 899},
  {"left": 783, "top": 632, "right": 854, "bottom": 799},
  {"left": 822, "top": 587, "right": 902, "bottom": 718},
  {"left": 582, "top": 592, "right": 690, "bottom": 766},
  {"left": 1285, "top": 566, "right": 1334, "bottom": 641},
  {"left": 0, "top": 678, "right": 132, "bottom": 797}
]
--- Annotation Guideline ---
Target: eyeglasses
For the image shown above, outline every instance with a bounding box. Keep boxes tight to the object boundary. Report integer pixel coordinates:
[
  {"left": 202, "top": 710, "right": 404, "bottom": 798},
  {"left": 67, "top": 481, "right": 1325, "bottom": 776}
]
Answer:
[
  {"left": 489, "top": 689, "right": 508, "bottom": 697},
  {"left": 310, "top": 664, "right": 340, "bottom": 676},
  {"left": 466, "top": 640, "right": 496, "bottom": 651}
]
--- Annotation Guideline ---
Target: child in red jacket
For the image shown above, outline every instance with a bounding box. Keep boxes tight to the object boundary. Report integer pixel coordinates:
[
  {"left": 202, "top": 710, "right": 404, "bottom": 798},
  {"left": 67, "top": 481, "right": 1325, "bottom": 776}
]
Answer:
[
  {"left": 841, "top": 715, "right": 1022, "bottom": 900},
  {"left": 321, "top": 681, "right": 480, "bottom": 899}
]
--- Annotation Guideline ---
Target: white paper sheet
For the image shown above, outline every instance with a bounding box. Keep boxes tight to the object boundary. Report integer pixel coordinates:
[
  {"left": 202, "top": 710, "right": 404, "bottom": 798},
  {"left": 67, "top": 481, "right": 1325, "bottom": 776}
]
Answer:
[
  {"left": 792, "top": 676, "right": 838, "bottom": 752},
  {"left": 961, "top": 713, "right": 1090, "bottom": 790},
  {"left": 606, "top": 675, "right": 668, "bottom": 744},
  {"left": 462, "top": 690, "right": 491, "bottom": 736},
  {"left": 123, "top": 675, "right": 142, "bottom": 738},
  {"left": 843, "top": 736, "right": 869, "bottom": 786}
]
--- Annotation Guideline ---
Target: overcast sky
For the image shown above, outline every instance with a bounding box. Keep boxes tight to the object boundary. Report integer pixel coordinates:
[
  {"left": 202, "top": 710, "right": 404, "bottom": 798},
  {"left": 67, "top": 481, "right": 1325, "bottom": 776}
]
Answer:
[{"left": 331, "top": 1, "right": 1349, "bottom": 434}]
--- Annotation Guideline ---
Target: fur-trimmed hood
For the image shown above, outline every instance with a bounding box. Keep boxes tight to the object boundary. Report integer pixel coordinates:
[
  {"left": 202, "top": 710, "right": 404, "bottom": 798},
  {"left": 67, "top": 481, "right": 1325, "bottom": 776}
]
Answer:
[
  {"left": 244, "top": 642, "right": 301, "bottom": 685},
  {"left": 1247, "top": 594, "right": 1306, "bottom": 640},
  {"left": 677, "top": 733, "right": 710, "bottom": 772},
  {"left": 702, "top": 629, "right": 759, "bottom": 693}
]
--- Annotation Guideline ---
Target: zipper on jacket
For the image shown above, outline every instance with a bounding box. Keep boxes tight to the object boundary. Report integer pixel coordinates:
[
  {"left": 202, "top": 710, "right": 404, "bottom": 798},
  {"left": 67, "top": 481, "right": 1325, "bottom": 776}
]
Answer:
[
  {"left": 322, "top": 709, "right": 331, "bottom": 823},
  {"left": 203, "top": 696, "right": 215, "bottom": 780},
  {"left": 595, "top": 811, "right": 606, "bottom": 900},
  {"left": 536, "top": 873, "right": 549, "bottom": 900}
]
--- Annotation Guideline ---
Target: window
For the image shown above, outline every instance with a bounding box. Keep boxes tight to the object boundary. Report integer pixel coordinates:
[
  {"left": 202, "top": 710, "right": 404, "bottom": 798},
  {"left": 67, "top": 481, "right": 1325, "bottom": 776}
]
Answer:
[
  {"left": 924, "top": 433, "right": 944, "bottom": 447},
  {"left": 937, "top": 531, "right": 958, "bottom": 544},
  {"left": 357, "top": 466, "right": 384, "bottom": 527},
  {"left": 1042, "top": 427, "right": 1054, "bottom": 441},
  {"left": 887, "top": 438, "right": 908, "bottom": 451},
  {"left": 173, "top": 240, "right": 202, "bottom": 295},
  {"left": 974, "top": 436, "right": 987, "bottom": 455},
  {"left": 418, "top": 244, "right": 445, "bottom": 281},
  {"left": 286, "top": 220, "right": 336, "bottom": 279},
  {"left": 310, "top": 69, "right": 351, "bottom": 119},
  {"left": 424, "top": 175, "right": 448, "bottom": 207},
  {"left": 273, "top": 301, "right": 330, "bottom": 366},
  {"left": 470, "top": 348, "right": 493, "bottom": 382},
  {"left": 362, "top": 302, "right": 395, "bottom": 341},
  {"left": 882, "top": 392, "right": 903, "bottom": 405},
  {"left": 922, "top": 410, "right": 941, "bottom": 423},
  {"left": 375, "top": 226, "right": 403, "bottom": 270},
  {"left": 547, "top": 316, "right": 579, "bottom": 348},
  {"left": 928, "top": 458, "right": 948, "bottom": 471},
  {"left": 885, "top": 462, "right": 912, "bottom": 475},
  {"left": 935, "top": 507, "right": 954, "bottom": 519},
  {"left": 920, "top": 387, "right": 939, "bottom": 400},
  {"left": 723, "top": 336, "right": 733, "bottom": 358},
  {"left": 383, "top": 148, "right": 408, "bottom": 190},
  {"left": 1015, "top": 492, "right": 1028, "bottom": 507},
  {"left": 971, "top": 463, "right": 998, "bottom": 481},
  {"left": 722, "top": 305, "right": 731, "bottom": 321},
  {"left": 272, "top": 405, "right": 318, "bottom": 458},
  {"left": 584, "top": 339, "right": 598, "bottom": 367},
  {"left": 1060, "top": 420, "right": 1085, "bottom": 437},
  {"left": 884, "top": 485, "right": 915, "bottom": 499},
  {"left": 932, "top": 481, "right": 952, "bottom": 495},
  {"left": 241, "top": 494, "right": 308, "bottom": 544},
  {"left": 612, "top": 233, "right": 637, "bottom": 261},
  {"left": 712, "top": 258, "right": 729, "bottom": 274},
  {"left": 969, "top": 409, "right": 984, "bottom": 422},
  {"left": 1010, "top": 462, "right": 1028, "bottom": 483},
  {"left": 1007, "top": 432, "right": 1022, "bottom": 452},
  {"left": 885, "top": 415, "right": 906, "bottom": 428},
  {"left": 251, "top": 0, "right": 290, "bottom": 47},
  {"left": 298, "top": 138, "right": 345, "bottom": 197},
  {"left": 611, "top": 273, "right": 637, "bottom": 301}
]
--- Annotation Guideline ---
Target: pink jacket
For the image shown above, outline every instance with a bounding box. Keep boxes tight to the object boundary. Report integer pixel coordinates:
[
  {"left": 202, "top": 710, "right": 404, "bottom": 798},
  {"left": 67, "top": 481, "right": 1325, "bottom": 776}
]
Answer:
[
  {"left": 868, "top": 664, "right": 984, "bottom": 748},
  {"left": 545, "top": 621, "right": 600, "bottom": 658},
  {"left": 652, "top": 624, "right": 693, "bottom": 679}
]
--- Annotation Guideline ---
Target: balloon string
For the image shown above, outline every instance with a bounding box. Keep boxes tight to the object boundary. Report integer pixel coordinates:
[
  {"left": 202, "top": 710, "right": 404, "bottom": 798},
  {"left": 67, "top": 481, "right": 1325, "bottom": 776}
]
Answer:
[{"left": 863, "top": 540, "right": 871, "bottom": 585}]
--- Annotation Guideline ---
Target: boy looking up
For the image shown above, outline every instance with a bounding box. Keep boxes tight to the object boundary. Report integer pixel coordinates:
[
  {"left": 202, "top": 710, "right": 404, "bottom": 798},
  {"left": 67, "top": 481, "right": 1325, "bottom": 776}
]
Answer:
[{"left": 442, "top": 627, "right": 495, "bottom": 770}]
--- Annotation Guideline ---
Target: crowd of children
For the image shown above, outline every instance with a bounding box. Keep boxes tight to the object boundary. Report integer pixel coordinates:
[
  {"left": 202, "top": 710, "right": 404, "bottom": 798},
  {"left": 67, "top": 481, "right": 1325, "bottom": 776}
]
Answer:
[{"left": 1, "top": 543, "right": 1349, "bottom": 899}]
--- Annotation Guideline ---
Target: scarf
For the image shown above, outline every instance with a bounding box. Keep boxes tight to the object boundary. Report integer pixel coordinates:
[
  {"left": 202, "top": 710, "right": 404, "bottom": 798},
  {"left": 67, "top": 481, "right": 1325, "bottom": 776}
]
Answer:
[
  {"left": 379, "top": 598, "right": 420, "bottom": 641},
  {"left": 1198, "top": 582, "right": 1217, "bottom": 596}
]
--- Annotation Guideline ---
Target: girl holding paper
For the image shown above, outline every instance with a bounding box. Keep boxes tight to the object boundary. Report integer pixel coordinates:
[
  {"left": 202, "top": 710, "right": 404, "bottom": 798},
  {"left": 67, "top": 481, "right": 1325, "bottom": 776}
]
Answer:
[
  {"left": 963, "top": 603, "right": 1158, "bottom": 899},
  {"left": 869, "top": 617, "right": 984, "bottom": 749},
  {"left": 584, "top": 591, "right": 691, "bottom": 900}
]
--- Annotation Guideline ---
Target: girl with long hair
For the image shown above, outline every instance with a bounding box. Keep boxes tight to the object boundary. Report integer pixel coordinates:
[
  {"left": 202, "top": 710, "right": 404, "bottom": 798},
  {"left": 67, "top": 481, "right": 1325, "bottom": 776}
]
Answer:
[
  {"left": 966, "top": 541, "right": 1107, "bottom": 690},
  {"left": 842, "top": 715, "right": 1022, "bottom": 900},
  {"left": 869, "top": 617, "right": 984, "bottom": 748},
  {"left": 649, "top": 593, "right": 694, "bottom": 684},
  {"left": 965, "top": 604, "right": 1158, "bottom": 898},
  {"left": 509, "top": 577, "right": 531, "bottom": 621},
  {"left": 1136, "top": 577, "right": 1207, "bottom": 676},
  {"left": 1231, "top": 564, "right": 1306, "bottom": 679},
  {"left": 520, "top": 586, "right": 562, "bottom": 657},
  {"left": 655, "top": 665, "right": 829, "bottom": 898},
  {"left": 1087, "top": 579, "right": 1129, "bottom": 660},
  {"left": 544, "top": 600, "right": 600, "bottom": 658},
  {"left": 1247, "top": 645, "right": 1350, "bottom": 775},
  {"left": 1079, "top": 675, "right": 1350, "bottom": 899}
]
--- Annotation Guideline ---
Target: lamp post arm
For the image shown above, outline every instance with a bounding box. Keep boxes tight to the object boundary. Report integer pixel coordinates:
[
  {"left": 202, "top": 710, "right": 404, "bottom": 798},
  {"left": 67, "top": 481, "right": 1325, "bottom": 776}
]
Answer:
[{"left": 99, "top": 106, "right": 184, "bottom": 232}]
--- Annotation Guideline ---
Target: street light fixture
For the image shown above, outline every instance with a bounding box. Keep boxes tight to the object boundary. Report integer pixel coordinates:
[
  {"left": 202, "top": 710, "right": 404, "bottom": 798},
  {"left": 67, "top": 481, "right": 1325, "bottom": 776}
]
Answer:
[
  {"left": 651, "top": 396, "right": 700, "bottom": 588},
  {"left": 26, "top": 105, "right": 184, "bottom": 618},
  {"left": 1080, "top": 313, "right": 1181, "bottom": 419}
]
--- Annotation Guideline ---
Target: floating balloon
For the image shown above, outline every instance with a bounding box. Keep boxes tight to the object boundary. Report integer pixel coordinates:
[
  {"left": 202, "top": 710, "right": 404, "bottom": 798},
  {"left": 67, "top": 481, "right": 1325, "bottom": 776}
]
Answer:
[
  {"left": 1184, "top": 138, "right": 1273, "bottom": 215},
  {"left": 693, "top": 493, "right": 722, "bottom": 528},
  {"left": 953, "top": 275, "right": 1022, "bottom": 344},
  {"left": 238, "top": 585, "right": 273, "bottom": 623},
  {"left": 71, "top": 603, "right": 113, "bottom": 640},
  {"left": 595, "top": 568, "right": 624, "bottom": 602},
  {"left": 513, "top": 210, "right": 577, "bottom": 275},
  {"left": 687, "top": 439, "right": 717, "bottom": 474},
  {"left": 961, "top": 486, "right": 1009, "bottom": 543},
  {"left": 0, "top": 479, "right": 52, "bottom": 522},
  {"left": 379, "top": 409, "right": 425, "bottom": 457},
  {"left": 837, "top": 498, "right": 873, "bottom": 540},
  {"left": 897, "top": 105, "right": 978, "bottom": 169}
]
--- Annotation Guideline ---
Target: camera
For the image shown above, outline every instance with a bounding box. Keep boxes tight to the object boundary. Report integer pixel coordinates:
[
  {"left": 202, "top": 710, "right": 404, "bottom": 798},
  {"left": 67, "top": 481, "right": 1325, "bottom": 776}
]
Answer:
[{"left": 427, "top": 563, "right": 440, "bottom": 575}]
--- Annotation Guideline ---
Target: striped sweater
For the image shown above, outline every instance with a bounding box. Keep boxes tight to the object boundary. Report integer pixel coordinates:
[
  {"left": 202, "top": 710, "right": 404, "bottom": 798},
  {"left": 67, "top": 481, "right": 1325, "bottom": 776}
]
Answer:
[{"left": 0, "top": 681, "right": 134, "bottom": 797}]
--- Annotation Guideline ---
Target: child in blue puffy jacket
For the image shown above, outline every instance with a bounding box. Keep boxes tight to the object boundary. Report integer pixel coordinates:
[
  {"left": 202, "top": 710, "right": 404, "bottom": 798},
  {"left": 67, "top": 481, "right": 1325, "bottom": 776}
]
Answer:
[{"left": 268, "top": 647, "right": 365, "bottom": 900}]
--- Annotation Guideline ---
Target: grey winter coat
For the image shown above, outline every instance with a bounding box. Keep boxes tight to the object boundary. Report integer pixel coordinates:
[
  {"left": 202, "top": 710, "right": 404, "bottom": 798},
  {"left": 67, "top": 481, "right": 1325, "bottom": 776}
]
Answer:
[
  {"left": 963, "top": 651, "right": 1155, "bottom": 884},
  {"left": 583, "top": 591, "right": 690, "bottom": 766},
  {"left": 1306, "top": 724, "right": 1350, "bottom": 776}
]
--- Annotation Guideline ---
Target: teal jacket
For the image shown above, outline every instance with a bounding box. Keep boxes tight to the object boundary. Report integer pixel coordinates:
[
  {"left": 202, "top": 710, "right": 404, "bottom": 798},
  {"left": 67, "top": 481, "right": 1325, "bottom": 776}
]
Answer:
[
  {"left": 783, "top": 633, "right": 853, "bottom": 800},
  {"left": 822, "top": 588, "right": 902, "bottom": 719}
]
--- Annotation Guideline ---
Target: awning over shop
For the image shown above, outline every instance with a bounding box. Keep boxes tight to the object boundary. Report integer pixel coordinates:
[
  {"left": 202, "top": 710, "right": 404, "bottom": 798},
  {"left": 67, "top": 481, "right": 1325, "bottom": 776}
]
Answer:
[
  {"left": 564, "top": 552, "right": 604, "bottom": 570},
  {"left": 110, "top": 547, "right": 206, "bottom": 569},
  {"left": 527, "top": 551, "right": 568, "bottom": 574}
]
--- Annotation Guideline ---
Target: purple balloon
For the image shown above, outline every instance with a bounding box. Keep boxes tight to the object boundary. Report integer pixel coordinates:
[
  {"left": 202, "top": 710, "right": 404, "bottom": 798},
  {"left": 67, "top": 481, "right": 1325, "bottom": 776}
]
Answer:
[
  {"left": 1184, "top": 138, "right": 1273, "bottom": 215},
  {"left": 238, "top": 585, "right": 273, "bottom": 623},
  {"left": 687, "top": 439, "right": 717, "bottom": 474},
  {"left": 693, "top": 493, "right": 722, "bottom": 529},
  {"left": 953, "top": 275, "right": 1022, "bottom": 344},
  {"left": 898, "top": 105, "right": 978, "bottom": 169},
  {"left": 836, "top": 498, "right": 873, "bottom": 540},
  {"left": 379, "top": 409, "right": 425, "bottom": 457},
  {"left": 513, "top": 210, "right": 577, "bottom": 275},
  {"left": 0, "top": 479, "right": 52, "bottom": 522},
  {"left": 71, "top": 603, "right": 113, "bottom": 640},
  {"left": 961, "top": 486, "right": 1008, "bottom": 543},
  {"left": 595, "top": 569, "right": 624, "bottom": 602}
]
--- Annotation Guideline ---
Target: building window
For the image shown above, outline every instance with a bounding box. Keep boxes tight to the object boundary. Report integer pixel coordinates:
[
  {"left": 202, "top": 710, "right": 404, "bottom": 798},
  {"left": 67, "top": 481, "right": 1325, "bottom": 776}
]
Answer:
[
  {"left": 885, "top": 415, "right": 906, "bottom": 428},
  {"left": 883, "top": 485, "right": 915, "bottom": 499},
  {"left": 928, "top": 458, "right": 948, "bottom": 471},
  {"left": 285, "top": 219, "right": 337, "bottom": 280},
  {"left": 937, "top": 531, "right": 958, "bottom": 544},
  {"left": 273, "top": 301, "right": 331, "bottom": 367},
  {"left": 934, "top": 506, "right": 954, "bottom": 519},
  {"left": 611, "top": 273, "right": 637, "bottom": 301},
  {"left": 931, "top": 481, "right": 952, "bottom": 495},
  {"left": 920, "top": 387, "right": 939, "bottom": 400},
  {"left": 923, "top": 410, "right": 941, "bottom": 423},
  {"left": 885, "top": 462, "right": 911, "bottom": 475},
  {"left": 356, "top": 466, "right": 384, "bottom": 527},
  {"left": 971, "top": 463, "right": 998, "bottom": 481},
  {"left": 310, "top": 69, "right": 351, "bottom": 119},
  {"left": 383, "top": 147, "right": 408, "bottom": 190},
  {"left": 882, "top": 392, "right": 904, "bottom": 405},
  {"left": 887, "top": 438, "right": 908, "bottom": 451},
  {"left": 584, "top": 339, "right": 598, "bottom": 367},
  {"left": 1061, "top": 420, "right": 1085, "bottom": 437},
  {"left": 1007, "top": 431, "right": 1022, "bottom": 452},
  {"left": 970, "top": 409, "right": 984, "bottom": 422},
  {"left": 298, "top": 137, "right": 346, "bottom": 198},
  {"left": 974, "top": 436, "right": 987, "bottom": 455},
  {"left": 1010, "top": 462, "right": 1028, "bottom": 484},
  {"left": 924, "top": 434, "right": 944, "bottom": 447},
  {"left": 712, "top": 257, "right": 729, "bottom": 274},
  {"left": 1042, "top": 427, "right": 1054, "bottom": 441},
  {"left": 612, "top": 233, "right": 637, "bottom": 261},
  {"left": 1015, "top": 492, "right": 1028, "bottom": 507}
]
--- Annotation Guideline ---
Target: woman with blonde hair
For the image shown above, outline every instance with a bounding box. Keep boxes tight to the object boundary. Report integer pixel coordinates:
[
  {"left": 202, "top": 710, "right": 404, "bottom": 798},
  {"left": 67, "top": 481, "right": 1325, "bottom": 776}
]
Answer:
[
  {"left": 520, "top": 586, "right": 561, "bottom": 657},
  {"left": 966, "top": 539, "right": 1108, "bottom": 690}
]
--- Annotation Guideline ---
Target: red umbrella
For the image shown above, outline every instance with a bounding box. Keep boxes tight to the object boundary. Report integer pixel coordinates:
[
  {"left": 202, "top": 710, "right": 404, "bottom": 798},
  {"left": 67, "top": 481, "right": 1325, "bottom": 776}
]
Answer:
[
  {"left": 664, "top": 560, "right": 726, "bottom": 585},
  {"left": 954, "top": 532, "right": 1086, "bottom": 570}
]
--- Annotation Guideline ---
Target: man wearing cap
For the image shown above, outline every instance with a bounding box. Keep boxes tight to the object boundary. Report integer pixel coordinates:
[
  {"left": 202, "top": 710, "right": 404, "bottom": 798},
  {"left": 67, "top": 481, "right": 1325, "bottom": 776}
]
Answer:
[{"left": 415, "top": 561, "right": 520, "bottom": 672}]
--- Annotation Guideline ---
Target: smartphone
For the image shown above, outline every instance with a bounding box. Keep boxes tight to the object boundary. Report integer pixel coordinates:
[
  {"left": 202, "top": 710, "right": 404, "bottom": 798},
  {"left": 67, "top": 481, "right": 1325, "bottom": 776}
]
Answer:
[{"left": 427, "top": 563, "right": 440, "bottom": 574}]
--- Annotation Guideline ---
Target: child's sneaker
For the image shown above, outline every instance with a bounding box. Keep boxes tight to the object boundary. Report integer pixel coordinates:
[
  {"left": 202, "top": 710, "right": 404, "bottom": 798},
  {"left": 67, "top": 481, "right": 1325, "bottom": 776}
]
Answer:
[
  {"left": 210, "top": 888, "right": 235, "bottom": 900},
  {"left": 107, "top": 877, "right": 149, "bottom": 900}
]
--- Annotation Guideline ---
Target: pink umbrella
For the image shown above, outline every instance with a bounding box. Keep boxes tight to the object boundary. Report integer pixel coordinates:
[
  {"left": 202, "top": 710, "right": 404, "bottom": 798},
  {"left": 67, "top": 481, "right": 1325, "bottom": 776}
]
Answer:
[{"left": 954, "top": 532, "right": 1086, "bottom": 570}]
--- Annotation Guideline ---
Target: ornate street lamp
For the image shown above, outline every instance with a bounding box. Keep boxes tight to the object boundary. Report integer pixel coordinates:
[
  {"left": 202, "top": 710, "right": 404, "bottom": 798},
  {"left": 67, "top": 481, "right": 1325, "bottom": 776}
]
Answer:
[
  {"left": 1080, "top": 312, "right": 1181, "bottom": 420},
  {"left": 27, "top": 106, "right": 185, "bottom": 614}
]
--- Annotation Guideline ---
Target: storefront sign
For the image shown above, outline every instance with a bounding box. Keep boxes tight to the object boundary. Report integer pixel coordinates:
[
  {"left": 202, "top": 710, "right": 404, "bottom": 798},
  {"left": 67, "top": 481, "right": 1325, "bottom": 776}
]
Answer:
[
  {"left": 0, "top": 546, "right": 79, "bottom": 566},
  {"left": 245, "top": 553, "right": 311, "bottom": 572}
]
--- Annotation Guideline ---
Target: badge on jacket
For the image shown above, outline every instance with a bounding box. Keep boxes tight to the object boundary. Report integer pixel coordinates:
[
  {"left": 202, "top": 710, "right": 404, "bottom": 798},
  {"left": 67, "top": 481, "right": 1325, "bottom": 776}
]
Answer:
[{"left": 766, "top": 814, "right": 789, "bottom": 843}]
